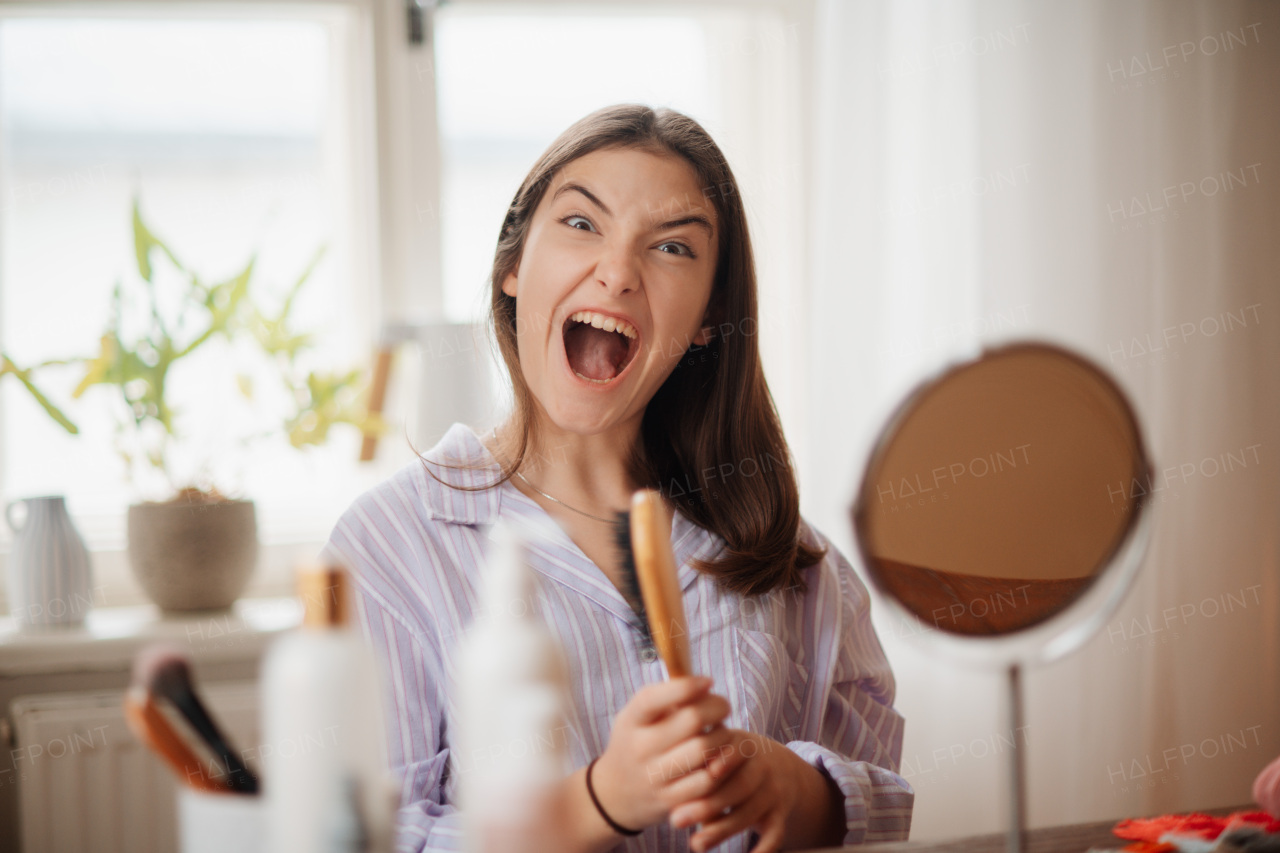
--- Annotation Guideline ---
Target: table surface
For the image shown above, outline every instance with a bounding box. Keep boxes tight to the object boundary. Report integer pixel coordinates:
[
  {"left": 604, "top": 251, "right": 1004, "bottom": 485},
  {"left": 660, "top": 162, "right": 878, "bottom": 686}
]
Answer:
[
  {"left": 800, "top": 805, "right": 1252, "bottom": 853},
  {"left": 803, "top": 818, "right": 1121, "bottom": 853}
]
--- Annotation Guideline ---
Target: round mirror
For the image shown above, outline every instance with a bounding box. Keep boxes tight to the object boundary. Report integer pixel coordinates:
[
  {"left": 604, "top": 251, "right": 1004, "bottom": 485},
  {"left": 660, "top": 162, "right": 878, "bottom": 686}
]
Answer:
[{"left": 851, "top": 342, "right": 1154, "bottom": 642}]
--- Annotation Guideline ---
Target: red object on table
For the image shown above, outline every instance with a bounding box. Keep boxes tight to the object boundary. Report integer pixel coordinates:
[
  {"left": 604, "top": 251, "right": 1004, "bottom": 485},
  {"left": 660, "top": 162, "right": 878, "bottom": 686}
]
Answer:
[{"left": 1114, "top": 812, "right": 1280, "bottom": 842}]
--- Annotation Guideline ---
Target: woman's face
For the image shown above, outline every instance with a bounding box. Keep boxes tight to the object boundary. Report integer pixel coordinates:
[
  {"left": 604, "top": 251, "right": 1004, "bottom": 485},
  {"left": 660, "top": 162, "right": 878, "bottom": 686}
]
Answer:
[{"left": 501, "top": 146, "right": 718, "bottom": 435}]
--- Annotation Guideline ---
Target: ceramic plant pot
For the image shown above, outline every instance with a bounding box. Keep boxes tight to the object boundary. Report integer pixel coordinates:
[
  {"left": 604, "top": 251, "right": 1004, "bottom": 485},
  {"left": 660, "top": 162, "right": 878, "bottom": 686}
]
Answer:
[{"left": 127, "top": 498, "right": 257, "bottom": 612}]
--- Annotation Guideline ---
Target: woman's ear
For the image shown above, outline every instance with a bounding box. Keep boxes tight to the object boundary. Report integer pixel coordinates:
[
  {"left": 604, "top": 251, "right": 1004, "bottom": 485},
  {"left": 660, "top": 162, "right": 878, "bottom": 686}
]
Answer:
[{"left": 501, "top": 267, "right": 518, "bottom": 298}]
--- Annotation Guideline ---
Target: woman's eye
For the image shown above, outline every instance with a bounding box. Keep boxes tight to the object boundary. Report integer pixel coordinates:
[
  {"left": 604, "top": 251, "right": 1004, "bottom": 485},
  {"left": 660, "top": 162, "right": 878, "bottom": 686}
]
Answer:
[
  {"left": 558, "top": 215, "right": 694, "bottom": 258},
  {"left": 562, "top": 215, "right": 595, "bottom": 232}
]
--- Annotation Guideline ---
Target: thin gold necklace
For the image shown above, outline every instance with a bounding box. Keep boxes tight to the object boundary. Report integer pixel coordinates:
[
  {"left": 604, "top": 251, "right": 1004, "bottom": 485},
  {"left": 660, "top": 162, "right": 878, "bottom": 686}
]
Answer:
[{"left": 491, "top": 427, "right": 618, "bottom": 524}]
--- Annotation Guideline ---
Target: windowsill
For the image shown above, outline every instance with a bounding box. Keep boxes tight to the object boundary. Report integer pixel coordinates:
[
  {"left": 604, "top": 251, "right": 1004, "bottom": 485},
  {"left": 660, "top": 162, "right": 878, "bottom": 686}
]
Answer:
[
  {"left": 0, "top": 596, "right": 301, "bottom": 677},
  {"left": 0, "top": 538, "right": 320, "bottom": 614}
]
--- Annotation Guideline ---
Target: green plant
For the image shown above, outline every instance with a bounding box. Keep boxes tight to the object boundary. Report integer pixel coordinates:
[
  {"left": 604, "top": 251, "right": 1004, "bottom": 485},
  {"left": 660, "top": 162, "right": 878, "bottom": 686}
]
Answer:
[
  {"left": 0, "top": 356, "right": 78, "bottom": 434},
  {"left": 2, "top": 199, "right": 379, "bottom": 497}
]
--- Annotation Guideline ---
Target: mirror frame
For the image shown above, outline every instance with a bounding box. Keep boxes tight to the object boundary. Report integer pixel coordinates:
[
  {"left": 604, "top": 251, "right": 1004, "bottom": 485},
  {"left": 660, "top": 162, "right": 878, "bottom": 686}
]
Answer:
[{"left": 849, "top": 341, "right": 1157, "bottom": 666}]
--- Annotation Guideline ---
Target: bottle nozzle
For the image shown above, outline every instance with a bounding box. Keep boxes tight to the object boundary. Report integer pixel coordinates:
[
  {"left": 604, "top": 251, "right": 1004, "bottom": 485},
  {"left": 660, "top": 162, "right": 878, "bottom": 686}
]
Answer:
[{"left": 297, "top": 563, "right": 351, "bottom": 628}]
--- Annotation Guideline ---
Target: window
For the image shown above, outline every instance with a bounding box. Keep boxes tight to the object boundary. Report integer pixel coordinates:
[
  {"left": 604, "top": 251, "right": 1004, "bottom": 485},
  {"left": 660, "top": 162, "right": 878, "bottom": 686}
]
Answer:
[
  {"left": 0, "top": 0, "right": 812, "bottom": 609},
  {"left": 0, "top": 8, "right": 383, "bottom": 605}
]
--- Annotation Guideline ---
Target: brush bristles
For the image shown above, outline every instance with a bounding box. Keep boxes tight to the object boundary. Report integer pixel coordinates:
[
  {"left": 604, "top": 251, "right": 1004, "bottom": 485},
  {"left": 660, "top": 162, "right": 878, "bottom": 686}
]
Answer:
[
  {"left": 613, "top": 509, "right": 653, "bottom": 645},
  {"left": 131, "top": 643, "right": 188, "bottom": 690}
]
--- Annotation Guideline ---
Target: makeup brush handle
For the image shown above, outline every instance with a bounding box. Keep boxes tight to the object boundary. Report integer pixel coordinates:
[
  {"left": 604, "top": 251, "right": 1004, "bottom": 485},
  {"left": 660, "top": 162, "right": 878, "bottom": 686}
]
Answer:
[
  {"left": 165, "top": 690, "right": 260, "bottom": 794},
  {"left": 124, "top": 697, "right": 227, "bottom": 794}
]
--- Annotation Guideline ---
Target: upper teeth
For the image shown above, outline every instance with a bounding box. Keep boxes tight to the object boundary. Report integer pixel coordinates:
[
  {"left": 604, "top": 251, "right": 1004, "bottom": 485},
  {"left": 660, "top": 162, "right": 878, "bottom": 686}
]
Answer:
[{"left": 570, "top": 311, "right": 638, "bottom": 339}]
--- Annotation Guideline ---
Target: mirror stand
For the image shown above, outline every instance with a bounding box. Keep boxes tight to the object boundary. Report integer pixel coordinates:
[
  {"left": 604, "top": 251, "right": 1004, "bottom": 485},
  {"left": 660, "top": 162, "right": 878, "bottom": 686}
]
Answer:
[{"left": 1006, "top": 663, "right": 1026, "bottom": 853}]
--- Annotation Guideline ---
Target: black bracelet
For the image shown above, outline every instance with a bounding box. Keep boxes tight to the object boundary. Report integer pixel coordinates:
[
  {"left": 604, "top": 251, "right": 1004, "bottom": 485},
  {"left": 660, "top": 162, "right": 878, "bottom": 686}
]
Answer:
[{"left": 585, "top": 757, "right": 643, "bottom": 837}]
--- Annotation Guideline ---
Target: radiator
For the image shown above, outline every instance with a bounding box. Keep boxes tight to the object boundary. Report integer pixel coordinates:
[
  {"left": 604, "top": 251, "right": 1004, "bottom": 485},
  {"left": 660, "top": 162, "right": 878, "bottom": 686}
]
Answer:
[{"left": 11, "top": 682, "right": 259, "bottom": 853}]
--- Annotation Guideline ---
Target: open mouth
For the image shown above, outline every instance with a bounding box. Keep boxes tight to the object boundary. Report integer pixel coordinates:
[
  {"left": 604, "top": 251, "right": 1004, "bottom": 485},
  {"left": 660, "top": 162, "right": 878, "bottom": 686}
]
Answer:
[{"left": 562, "top": 310, "right": 641, "bottom": 385}]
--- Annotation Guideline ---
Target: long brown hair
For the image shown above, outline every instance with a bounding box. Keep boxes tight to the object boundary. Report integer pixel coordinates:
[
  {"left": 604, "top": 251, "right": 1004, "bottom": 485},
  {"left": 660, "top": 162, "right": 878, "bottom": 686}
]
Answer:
[{"left": 433, "top": 103, "right": 823, "bottom": 597}]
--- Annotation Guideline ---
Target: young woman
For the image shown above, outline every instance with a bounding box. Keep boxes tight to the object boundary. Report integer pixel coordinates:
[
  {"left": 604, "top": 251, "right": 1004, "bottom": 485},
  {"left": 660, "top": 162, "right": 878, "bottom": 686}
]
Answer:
[{"left": 324, "top": 104, "right": 913, "bottom": 853}]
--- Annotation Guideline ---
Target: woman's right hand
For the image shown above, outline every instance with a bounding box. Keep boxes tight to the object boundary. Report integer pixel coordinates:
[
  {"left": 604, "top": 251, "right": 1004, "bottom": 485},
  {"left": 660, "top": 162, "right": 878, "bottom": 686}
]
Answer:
[{"left": 589, "top": 676, "right": 745, "bottom": 833}]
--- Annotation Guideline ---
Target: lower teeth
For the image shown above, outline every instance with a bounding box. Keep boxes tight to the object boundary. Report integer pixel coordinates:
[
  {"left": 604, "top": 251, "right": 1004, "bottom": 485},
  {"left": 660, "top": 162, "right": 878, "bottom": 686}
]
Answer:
[{"left": 574, "top": 371, "right": 616, "bottom": 385}]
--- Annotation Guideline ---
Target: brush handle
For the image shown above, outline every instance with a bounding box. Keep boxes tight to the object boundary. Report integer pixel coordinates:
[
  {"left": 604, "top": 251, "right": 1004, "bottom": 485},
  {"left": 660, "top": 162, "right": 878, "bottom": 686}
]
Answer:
[
  {"left": 630, "top": 490, "right": 692, "bottom": 679},
  {"left": 124, "top": 693, "right": 228, "bottom": 793},
  {"left": 157, "top": 670, "right": 260, "bottom": 794}
]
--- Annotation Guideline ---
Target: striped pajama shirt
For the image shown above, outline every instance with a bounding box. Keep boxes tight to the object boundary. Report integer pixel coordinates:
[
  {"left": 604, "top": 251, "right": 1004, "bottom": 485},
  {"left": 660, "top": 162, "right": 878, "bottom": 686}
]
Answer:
[{"left": 323, "top": 423, "right": 913, "bottom": 852}]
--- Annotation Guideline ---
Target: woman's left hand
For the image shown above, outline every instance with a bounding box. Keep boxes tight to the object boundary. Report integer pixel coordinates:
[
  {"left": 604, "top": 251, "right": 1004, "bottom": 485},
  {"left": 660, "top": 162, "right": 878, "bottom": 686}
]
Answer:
[{"left": 667, "top": 728, "right": 834, "bottom": 853}]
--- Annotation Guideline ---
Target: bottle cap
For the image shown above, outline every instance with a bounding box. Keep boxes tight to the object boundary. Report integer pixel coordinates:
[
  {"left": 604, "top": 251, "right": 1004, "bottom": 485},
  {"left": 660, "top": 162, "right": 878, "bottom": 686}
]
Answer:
[{"left": 296, "top": 563, "right": 350, "bottom": 628}]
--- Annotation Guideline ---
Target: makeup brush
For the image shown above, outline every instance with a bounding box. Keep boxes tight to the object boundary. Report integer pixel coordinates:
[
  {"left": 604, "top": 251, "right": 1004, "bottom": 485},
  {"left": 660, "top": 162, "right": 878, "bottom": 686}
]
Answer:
[
  {"left": 123, "top": 687, "right": 228, "bottom": 793},
  {"left": 613, "top": 489, "right": 692, "bottom": 678},
  {"left": 131, "top": 643, "right": 260, "bottom": 794}
]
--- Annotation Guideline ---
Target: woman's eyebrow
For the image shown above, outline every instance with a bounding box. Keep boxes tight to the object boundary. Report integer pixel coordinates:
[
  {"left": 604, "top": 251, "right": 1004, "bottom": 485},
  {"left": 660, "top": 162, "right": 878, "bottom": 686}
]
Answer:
[
  {"left": 553, "top": 182, "right": 612, "bottom": 216},
  {"left": 654, "top": 213, "right": 714, "bottom": 240},
  {"left": 553, "top": 181, "right": 714, "bottom": 239}
]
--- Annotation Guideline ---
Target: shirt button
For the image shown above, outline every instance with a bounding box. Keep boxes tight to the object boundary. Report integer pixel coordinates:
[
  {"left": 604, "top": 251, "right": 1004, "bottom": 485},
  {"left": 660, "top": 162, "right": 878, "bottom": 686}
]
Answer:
[{"left": 640, "top": 646, "right": 658, "bottom": 663}]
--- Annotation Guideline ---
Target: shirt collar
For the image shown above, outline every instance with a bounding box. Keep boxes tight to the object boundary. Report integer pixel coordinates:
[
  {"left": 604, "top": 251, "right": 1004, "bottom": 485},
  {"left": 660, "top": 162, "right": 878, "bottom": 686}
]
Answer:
[
  {"left": 420, "top": 422, "right": 723, "bottom": 591},
  {"left": 418, "top": 422, "right": 505, "bottom": 525}
]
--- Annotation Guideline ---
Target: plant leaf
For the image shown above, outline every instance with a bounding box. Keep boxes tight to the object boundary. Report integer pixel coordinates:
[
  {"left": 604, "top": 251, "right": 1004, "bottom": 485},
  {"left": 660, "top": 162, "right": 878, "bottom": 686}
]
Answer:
[
  {"left": 72, "top": 335, "right": 118, "bottom": 398},
  {"left": 132, "top": 198, "right": 185, "bottom": 283},
  {"left": 20, "top": 375, "right": 80, "bottom": 434},
  {"left": 278, "top": 244, "right": 328, "bottom": 323},
  {"left": 0, "top": 354, "right": 79, "bottom": 434}
]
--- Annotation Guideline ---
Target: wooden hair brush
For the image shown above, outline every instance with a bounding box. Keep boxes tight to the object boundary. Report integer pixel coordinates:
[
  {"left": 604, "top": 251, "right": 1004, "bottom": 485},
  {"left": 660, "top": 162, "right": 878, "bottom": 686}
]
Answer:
[{"left": 614, "top": 488, "right": 692, "bottom": 678}]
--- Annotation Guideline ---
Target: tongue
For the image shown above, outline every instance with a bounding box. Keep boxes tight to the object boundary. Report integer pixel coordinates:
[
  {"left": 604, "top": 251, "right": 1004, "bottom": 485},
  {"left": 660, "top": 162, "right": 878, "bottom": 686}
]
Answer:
[{"left": 564, "top": 323, "right": 627, "bottom": 381}]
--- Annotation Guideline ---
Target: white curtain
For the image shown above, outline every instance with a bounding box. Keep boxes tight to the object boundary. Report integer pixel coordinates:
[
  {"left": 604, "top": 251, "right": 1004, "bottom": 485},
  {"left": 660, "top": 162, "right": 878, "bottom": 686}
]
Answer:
[{"left": 804, "top": 0, "right": 1279, "bottom": 837}]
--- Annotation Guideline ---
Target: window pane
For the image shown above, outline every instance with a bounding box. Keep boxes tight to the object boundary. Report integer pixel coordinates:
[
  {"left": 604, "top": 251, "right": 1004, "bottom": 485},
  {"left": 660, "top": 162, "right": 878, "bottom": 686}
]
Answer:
[
  {"left": 1, "top": 15, "right": 370, "bottom": 544},
  {"left": 434, "top": 12, "right": 715, "bottom": 322}
]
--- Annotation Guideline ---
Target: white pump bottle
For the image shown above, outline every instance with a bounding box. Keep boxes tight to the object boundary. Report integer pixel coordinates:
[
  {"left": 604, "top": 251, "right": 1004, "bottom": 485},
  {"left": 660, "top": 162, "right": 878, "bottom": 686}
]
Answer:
[
  {"left": 261, "top": 565, "right": 396, "bottom": 853},
  {"left": 454, "top": 520, "right": 573, "bottom": 853}
]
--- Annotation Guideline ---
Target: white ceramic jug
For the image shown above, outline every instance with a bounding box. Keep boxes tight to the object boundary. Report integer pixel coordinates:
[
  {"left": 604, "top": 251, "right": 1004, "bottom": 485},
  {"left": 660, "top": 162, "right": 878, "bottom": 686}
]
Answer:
[{"left": 6, "top": 495, "right": 94, "bottom": 629}]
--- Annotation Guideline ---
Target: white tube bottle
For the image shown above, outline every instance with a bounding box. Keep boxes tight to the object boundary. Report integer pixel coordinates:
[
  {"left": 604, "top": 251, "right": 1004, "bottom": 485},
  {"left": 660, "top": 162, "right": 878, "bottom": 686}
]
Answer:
[
  {"left": 261, "top": 564, "right": 397, "bottom": 853},
  {"left": 455, "top": 520, "right": 572, "bottom": 853}
]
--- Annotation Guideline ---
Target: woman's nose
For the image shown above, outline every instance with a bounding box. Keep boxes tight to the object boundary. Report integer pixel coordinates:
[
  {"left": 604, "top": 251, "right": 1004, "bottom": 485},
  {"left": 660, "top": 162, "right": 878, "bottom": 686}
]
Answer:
[{"left": 593, "top": 240, "right": 641, "bottom": 296}]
